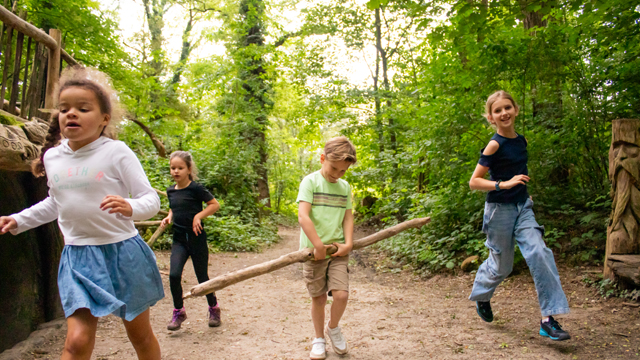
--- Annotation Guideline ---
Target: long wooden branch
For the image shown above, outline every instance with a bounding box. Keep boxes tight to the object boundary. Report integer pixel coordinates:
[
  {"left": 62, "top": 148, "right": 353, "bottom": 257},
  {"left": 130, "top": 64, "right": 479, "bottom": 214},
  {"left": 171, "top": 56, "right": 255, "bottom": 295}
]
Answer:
[
  {"left": 184, "top": 217, "right": 431, "bottom": 298},
  {"left": 147, "top": 224, "right": 166, "bottom": 247},
  {"left": 134, "top": 220, "right": 162, "bottom": 226}
]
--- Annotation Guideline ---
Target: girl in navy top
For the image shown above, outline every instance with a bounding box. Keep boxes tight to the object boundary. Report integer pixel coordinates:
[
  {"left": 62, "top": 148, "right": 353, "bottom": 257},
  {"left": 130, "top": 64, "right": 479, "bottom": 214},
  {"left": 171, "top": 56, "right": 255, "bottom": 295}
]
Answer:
[
  {"left": 160, "top": 151, "right": 221, "bottom": 330},
  {"left": 468, "top": 91, "right": 571, "bottom": 341}
]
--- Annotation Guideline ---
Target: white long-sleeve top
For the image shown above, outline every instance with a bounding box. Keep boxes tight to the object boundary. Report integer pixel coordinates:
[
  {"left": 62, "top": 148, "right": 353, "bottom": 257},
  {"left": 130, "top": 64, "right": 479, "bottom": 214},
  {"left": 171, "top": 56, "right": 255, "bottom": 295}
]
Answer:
[{"left": 10, "top": 136, "right": 160, "bottom": 246}]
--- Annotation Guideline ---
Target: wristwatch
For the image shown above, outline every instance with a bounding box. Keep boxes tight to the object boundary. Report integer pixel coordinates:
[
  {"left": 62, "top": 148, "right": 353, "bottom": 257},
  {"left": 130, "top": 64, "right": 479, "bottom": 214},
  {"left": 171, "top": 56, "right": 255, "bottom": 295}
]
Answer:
[{"left": 495, "top": 180, "right": 502, "bottom": 191}]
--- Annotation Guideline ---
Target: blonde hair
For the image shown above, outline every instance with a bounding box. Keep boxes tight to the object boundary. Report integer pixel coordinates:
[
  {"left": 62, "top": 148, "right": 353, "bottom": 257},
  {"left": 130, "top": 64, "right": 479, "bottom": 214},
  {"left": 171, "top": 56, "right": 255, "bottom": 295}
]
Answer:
[
  {"left": 324, "top": 136, "right": 357, "bottom": 163},
  {"left": 32, "top": 66, "right": 123, "bottom": 177},
  {"left": 483, "top": 90, "right": 519, "bottom": 125},
  {"left": 170, "top": 151, "right": 199, "bottom": 180}
]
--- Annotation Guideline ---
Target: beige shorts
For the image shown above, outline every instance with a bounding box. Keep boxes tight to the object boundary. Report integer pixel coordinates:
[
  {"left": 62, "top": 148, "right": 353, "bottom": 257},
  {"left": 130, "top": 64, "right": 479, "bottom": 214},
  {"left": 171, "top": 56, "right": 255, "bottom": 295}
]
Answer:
[{"left": 303, "top": 255, "right": 349, "bottom": 298}]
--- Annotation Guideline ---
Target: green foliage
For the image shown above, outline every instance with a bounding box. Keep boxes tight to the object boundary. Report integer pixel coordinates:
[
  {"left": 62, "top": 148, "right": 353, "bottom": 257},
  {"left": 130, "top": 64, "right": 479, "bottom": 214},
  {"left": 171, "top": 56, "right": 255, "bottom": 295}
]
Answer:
[
  {"left": 39, "top": 0, "right": 632, "bottom": 261},
  {"left": 582, "top": 275, "right": 640, "bottom": 302},
  {"left": 288, "top": 0, "right": 633, "bottom": 272}
]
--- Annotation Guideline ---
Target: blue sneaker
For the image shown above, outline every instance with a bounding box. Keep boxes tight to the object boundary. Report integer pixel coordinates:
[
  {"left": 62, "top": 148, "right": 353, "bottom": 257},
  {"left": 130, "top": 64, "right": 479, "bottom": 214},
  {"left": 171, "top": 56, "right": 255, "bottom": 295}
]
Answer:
[
  {"left": 539, "top": 316, "right": 570, "bottom": 341},
  {"left": 476, "top": 301, "right": 493, "bottom": 323}
]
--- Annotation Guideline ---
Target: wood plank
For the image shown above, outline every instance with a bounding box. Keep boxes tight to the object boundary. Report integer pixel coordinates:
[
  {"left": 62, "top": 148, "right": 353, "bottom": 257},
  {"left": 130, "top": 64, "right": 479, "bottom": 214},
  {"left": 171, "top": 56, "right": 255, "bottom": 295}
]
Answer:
[
  {"left": 0, "top": 5, "right": 56, "bottom": 49},
  {"left": 1, "top": 25, "right": 12, "bottom": 102},
  {"left": 0, "top": 6, "right": 77, "bottom": 66},
  {"left": 44, "top": 29, "right": 60, "bottom": 109},
  {"left": 32, "top": 45, "right": 46, "bottom": 118},
  {"left": 607, "top": 259, "right": 640, "bottom": 286},
  {"left": 20, "top": 36, "right": 31, "bottom": 115},
  {"left": 608, "top": 254, "right": 640, "bottom": 267},
  {"left": 61, "top": 49, "right": 76, "bottom": 66},
  {"left": 24, "top": 41, "right": 38, "bottom": 119},
  {"left": 8, "top": 25, "right": 23, "bottom": 114}
]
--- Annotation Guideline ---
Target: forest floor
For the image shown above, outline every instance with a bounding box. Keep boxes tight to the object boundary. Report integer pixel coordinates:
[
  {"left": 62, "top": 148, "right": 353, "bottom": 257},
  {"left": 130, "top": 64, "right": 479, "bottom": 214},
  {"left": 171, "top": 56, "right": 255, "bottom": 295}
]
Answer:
[{"left": 10, "top": 226, "right": 640, "bottom": 359}]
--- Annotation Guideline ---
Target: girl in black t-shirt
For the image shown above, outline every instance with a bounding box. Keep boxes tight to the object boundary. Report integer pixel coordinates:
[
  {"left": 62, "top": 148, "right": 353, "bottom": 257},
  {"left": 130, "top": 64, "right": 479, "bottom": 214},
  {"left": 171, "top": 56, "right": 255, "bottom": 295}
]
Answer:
[
  {"left": 468, "top": 91, "right": 571, "bottom": 341},
  {"left": 160, "top": 151, "right": 221, "bottom": 330}
]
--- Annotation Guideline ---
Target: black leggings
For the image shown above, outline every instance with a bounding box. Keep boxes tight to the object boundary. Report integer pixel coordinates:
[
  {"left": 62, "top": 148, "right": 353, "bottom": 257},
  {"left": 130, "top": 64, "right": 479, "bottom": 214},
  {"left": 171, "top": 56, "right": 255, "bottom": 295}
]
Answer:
[{"left": 169, "top": 231, "right": 216, "bottom": 309}]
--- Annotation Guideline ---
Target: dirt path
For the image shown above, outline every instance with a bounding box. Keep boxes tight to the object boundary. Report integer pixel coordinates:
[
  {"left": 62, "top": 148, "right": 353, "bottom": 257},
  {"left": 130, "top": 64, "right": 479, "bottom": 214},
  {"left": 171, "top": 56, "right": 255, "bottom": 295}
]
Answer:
[{"left": 13, "top": 227, "right": 640, "bottom": 359}]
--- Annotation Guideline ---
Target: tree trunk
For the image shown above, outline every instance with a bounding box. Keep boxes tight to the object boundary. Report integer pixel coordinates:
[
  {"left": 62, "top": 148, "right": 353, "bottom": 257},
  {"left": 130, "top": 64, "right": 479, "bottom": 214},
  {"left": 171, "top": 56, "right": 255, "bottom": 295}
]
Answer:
[
  {"left": 605, "top": 119, "right": 640, "bottom": 286},
  {"left": 373, "top": 8, "right": 384, "bottom": 153},
  {"left": 142, "top": 0, "right": 167, "bottom": 77},
  {"left": 0, "top": 170, "right": 64, "bottom": 352},
  {"left": 239, "top": 0, "right": 271, "bottom": 208},
  {"left": 170, "top": 10, "right": 193, "bottom": 87}
]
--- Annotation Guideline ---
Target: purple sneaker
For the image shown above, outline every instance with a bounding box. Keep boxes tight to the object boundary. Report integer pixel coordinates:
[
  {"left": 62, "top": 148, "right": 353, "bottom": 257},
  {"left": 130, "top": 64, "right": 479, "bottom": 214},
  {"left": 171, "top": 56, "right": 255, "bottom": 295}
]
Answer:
[
  {"left": 167, "top": 307, "right": 187, "bottom": 331},
  {"left": 208, "top": 304, "right": 221, "bottom": 327}
]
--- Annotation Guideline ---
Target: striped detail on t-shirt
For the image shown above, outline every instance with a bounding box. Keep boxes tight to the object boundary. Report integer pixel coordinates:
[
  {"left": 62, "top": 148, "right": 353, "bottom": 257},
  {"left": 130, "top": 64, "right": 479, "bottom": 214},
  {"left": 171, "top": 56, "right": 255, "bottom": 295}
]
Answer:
[{"left": 312, "top": 192, "right": 349, "bottom": 208}]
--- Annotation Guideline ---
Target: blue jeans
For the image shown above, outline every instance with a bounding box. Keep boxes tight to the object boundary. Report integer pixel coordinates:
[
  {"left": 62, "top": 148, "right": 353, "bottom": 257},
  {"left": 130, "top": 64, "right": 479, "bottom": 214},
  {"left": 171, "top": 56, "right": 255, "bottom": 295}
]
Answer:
[{"left": 469, "top": 199, "right": 570, "bottom": 317}]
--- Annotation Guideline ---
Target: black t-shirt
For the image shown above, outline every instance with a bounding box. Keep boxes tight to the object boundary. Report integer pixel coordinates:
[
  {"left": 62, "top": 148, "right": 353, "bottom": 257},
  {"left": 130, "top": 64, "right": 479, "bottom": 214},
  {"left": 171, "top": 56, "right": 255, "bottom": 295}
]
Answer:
[
  {"left": 167, "top": 181, "right": 215, "bottom": 232},
  {"left": 478, "top": 133, "right": 530, "bottom": 204}
]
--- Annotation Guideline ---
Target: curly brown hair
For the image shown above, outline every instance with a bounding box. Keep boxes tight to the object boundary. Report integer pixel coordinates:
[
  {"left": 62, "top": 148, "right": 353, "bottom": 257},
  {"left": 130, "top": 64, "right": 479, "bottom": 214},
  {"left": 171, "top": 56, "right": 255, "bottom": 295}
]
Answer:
[{"left": 31, "top": 66, "right": 122, "bottom": 177}]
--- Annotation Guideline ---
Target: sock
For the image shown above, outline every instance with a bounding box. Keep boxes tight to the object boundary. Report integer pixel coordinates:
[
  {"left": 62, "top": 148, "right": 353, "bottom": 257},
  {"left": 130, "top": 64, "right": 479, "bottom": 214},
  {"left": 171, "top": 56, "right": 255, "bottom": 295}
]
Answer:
[{"left": 542, "top": 317, "right": 550, "bottom": 323}]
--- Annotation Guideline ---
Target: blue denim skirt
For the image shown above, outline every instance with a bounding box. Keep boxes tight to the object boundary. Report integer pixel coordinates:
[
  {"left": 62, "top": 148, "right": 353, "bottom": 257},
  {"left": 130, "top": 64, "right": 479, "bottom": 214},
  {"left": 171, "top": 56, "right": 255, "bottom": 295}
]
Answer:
[{"left": 57, "top": 234, "right": 165, "bottom": 321}]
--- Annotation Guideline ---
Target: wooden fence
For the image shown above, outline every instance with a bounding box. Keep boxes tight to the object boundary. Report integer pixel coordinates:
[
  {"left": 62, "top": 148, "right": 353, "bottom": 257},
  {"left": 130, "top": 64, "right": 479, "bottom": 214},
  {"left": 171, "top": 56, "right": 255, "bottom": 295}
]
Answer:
[{"left": 0, "top": 4, "right": 77, "bottom": 121}]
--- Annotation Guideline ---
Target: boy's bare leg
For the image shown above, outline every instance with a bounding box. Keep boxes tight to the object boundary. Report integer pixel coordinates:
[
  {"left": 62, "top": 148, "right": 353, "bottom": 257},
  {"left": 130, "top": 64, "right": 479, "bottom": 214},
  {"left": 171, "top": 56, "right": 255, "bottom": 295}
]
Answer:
[
  {"left": 328, "top": 290, "right": 349, "bottom": 328},
  {"left": 311, "top": 293, "right": 328, "bottom": 338}
]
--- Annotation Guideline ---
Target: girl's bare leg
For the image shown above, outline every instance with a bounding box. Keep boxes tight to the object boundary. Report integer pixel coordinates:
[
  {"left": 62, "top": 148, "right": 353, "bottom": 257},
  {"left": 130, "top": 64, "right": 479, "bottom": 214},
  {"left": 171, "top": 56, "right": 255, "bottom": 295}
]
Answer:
[
  {"left": 61, "top": 309, "right": 99, "bottom": 360},
  {"left": 123, "top": 308, "right": 161, "bottom": 360}
]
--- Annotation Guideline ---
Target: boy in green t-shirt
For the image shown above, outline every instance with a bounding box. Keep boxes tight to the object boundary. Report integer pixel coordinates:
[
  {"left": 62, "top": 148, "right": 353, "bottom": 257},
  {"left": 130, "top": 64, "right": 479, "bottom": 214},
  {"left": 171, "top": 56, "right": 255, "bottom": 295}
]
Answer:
[{"left": 297, "top": 136, "right": 357, "bottom": 360}]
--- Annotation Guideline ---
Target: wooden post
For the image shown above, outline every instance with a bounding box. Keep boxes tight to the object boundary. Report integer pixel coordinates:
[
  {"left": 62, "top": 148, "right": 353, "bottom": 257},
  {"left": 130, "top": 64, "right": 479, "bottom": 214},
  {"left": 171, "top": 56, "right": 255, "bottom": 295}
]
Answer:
[
  {"left": 20, "top": 36, "right": 31, "bottom": 115},
  {"left": 605, "top": 119, "right": 640, "bottom": 286},
  {"left": 25, "top": 43, "right": 45, "bottom": 119},
  {"left": 44, "top": 29, "right": 60, "bottom": 110},
  {"left": 184, "top": 217, "right": 431, "bottom": 298},
  {"left": 1, "top": 25, "right": 12, "bottom": 102},
  {"left": 8, "top": 12, "right": 25, "bottom": 115}
]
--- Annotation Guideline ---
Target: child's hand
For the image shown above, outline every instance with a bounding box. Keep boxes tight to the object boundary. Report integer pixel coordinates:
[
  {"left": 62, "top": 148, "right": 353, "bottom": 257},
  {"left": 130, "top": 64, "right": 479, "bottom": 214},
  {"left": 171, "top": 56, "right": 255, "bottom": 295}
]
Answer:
[
  {"left": 503, "top": 175, "right": 530, "bottom": 189},
  {"left": 160, "top": 216, "right": 171, "bottom": 228},
  {"left": 192, "top": 215, "right": 203, "bottom": 236},
  {"left": 331, "top": 243, "right": 352, "bottom": 257},
  {"left": 100, "top": 195, "right": 133, "bottom": 217},
  {"left": 313, "top": 245, "right": 333, "bottom": 261},
  {"left": 0, "top": 216, "right": 17, "bottom": 234}
]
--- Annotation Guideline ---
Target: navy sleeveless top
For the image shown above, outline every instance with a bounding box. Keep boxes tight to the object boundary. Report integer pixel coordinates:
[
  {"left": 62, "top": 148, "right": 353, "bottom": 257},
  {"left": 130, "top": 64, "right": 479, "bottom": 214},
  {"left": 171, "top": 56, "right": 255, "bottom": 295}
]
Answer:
[{"left": 478, "top": 133, "right": 529, "bottom": 204}]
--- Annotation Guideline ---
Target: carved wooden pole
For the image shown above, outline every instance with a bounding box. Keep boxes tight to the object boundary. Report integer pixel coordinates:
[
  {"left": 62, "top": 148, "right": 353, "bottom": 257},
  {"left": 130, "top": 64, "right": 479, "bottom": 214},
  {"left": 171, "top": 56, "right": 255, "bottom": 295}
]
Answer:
[
  {"left": 605, "top": 119, "right": 640, "bottom": 285},
  {"left": 184, "top": 217, "right": 431, "bottom": 298}
]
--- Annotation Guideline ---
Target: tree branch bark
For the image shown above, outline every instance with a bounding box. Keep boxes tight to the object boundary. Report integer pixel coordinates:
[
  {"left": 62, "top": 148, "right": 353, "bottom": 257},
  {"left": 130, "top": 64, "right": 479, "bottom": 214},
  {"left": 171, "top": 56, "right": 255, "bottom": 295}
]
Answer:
[
  {"left": 184, "top": 217, "right": 431, "bottom": 298},
  {"left": 130, "top": 118, "right": 167, "bottom": 157}
]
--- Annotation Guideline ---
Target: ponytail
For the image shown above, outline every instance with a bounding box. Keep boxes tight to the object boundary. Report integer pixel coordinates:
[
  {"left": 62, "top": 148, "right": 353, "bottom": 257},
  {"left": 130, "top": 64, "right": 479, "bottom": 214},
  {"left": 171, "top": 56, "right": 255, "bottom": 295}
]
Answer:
[{"left": 31, "top": 111, "right": 61, "bottom": 177}]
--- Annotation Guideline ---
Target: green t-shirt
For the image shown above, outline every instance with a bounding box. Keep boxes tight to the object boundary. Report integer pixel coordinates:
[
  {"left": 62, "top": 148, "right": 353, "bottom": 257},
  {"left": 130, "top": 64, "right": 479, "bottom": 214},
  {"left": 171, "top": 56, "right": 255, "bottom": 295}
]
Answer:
[{"left": 296, "top": 170, "right": 352, "bottom": 250}]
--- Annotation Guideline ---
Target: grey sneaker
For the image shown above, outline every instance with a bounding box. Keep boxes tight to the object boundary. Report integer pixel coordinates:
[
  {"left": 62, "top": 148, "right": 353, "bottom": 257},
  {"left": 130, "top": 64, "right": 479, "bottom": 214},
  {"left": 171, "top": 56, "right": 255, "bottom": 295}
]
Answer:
[
  {"left": 208, "top": 304, "right": 221, "bottom": 327},
  {"left": 167, "top": 307, "right": 187, "bottom": 331}
]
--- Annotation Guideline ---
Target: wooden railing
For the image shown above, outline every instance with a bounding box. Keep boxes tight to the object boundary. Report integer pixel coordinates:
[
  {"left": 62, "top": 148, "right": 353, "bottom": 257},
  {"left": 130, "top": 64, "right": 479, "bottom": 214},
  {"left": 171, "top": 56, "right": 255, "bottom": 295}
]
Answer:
[{"left": 0, "top": 4, "right": 77, "bottom": 120}]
